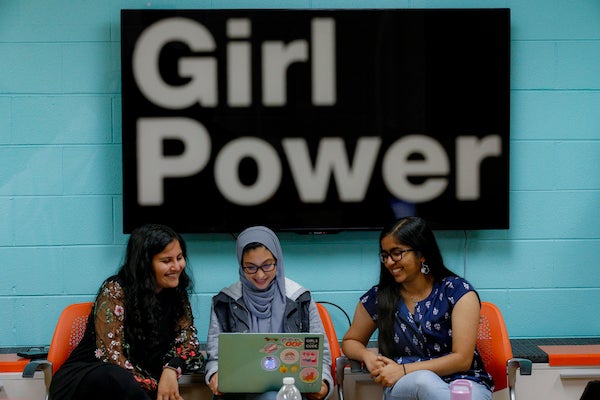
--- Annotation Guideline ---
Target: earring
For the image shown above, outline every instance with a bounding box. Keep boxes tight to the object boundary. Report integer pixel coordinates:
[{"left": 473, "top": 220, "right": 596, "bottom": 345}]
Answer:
[{"left": 420, "top": 262, "right": 430, "bottom": 275}]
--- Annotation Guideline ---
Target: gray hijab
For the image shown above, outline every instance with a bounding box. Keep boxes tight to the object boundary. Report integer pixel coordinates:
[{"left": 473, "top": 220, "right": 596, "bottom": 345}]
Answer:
[{"left": 236, "top": 226, "right": 287, "bottom": 333}]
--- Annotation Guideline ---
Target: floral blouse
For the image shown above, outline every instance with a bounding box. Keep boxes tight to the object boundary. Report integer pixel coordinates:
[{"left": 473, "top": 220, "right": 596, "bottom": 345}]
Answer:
[{"left": 93, "top": 280, "right": 204, "bottom": 392}]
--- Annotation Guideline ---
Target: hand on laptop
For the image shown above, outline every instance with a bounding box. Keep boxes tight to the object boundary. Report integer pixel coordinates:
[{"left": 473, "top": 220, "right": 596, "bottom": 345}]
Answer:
[
  {"left": 305, "top": 381, "right": 328, "bottom": 400},
  {"left": 208, "top": 372, "right": 223, "bottom": 396}
]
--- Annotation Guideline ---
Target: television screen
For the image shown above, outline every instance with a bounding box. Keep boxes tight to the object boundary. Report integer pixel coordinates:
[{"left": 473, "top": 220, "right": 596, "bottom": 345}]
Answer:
[{"left": 121, "top": 9, "right": 510, "bottom": 233}]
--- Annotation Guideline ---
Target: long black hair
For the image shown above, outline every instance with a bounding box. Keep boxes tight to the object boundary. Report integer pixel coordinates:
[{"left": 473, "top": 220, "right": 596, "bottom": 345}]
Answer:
[
  {"left": 114, "top": 224, "right": 193, "bottom": 358},
  {"left": 376, "top": 217, "right": 457, "bottom": 358}
]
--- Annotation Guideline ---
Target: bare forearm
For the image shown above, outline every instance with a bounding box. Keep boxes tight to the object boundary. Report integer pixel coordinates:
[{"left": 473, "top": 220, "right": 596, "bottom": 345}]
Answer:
[
  {"left": 342, "top": 339, "right": 378, "bottom": 365},
  {"left": 403, "top": 352, "right": 473, "bottom": 377}
]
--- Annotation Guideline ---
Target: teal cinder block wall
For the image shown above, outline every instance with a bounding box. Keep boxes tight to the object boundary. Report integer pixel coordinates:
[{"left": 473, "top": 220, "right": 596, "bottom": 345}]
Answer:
[{"left": 1, "top": 0, "right": 599, "bottom": 347}]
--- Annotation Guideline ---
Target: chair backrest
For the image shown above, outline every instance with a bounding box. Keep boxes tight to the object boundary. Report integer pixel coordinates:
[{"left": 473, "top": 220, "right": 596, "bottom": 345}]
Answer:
[
  {"left": 316, "top": 302, "right": 342, "bottom": 384},
  {"left": 477, "top": 301, "right": 513, "bottom": 392},
  {"left": 46, "top": 302, "right": 93, "bottom": 374}
]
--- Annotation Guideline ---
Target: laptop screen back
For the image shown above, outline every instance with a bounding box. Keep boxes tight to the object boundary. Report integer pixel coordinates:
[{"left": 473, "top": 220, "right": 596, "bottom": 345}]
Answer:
[{"left": 217, "top": 333, "right": 324, "bottom": 393}]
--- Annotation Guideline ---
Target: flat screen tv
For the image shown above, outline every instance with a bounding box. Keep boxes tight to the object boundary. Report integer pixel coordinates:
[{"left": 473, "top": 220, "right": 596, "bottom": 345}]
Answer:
[{"left": 121, "top": 8, "right": 510, "bottom": 233}]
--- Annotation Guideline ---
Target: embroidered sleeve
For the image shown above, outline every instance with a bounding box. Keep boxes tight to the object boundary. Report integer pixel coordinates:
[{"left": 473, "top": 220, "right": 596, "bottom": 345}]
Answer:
[
  {"left": 162, "top": 297, "right": 205, "bottom": 374},
  {"left": 93, "top": 280, "right": 158, "bottom": 392}
]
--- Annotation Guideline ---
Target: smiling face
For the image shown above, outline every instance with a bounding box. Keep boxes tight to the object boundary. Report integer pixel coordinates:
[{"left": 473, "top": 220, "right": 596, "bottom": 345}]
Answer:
[
  {"left": 152, "top": 239, "right": 185, "bottom": 292},
  {"left": 242, "top": 245, "right": 277, "bottom": 290},
  {"left": 380, "top": 234, "right": 423, "bottom": 284}
]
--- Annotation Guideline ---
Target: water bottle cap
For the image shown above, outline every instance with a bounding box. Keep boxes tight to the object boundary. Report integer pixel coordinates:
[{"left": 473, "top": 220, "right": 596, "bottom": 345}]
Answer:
[
  {"left": 450, "top": 379, "right": 472, "bottom": 399},
  {"left": 283, "top": 377, "right": 295, "bottom": 385},
  {"left": 450, "top": 379, "right": 472, "bottom": 391}
]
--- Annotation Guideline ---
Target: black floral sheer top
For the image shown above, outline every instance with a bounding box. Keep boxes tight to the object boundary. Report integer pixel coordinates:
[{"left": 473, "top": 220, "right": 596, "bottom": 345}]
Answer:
[{"left": 93, "top": 279, "right": 204, "bottom": 392}]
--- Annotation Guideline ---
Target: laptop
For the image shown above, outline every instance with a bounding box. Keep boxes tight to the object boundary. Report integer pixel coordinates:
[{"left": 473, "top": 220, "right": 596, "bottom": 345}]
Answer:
[{"left": 217, "top": 332, "right": 325, "bottom": 393}]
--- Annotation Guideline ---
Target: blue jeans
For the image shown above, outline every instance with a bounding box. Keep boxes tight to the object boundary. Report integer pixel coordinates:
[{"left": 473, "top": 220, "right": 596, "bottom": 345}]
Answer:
[{"left": 383, "top": 370, "right": 492, "bottom": 400}]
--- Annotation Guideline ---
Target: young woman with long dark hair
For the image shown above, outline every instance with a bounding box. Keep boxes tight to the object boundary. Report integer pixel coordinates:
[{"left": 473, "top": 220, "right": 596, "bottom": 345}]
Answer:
[
  {"left": 49, "top": 224, "right": 204, "bottom": 400},
  {"left": 342, "top": 217, "right": 493, "bottom": 400}
]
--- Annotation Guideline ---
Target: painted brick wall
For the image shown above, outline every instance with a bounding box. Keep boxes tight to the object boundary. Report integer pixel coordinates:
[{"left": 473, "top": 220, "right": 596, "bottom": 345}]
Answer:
[{"left": 0, "top": 0, "right": 599, "bottom": 347}]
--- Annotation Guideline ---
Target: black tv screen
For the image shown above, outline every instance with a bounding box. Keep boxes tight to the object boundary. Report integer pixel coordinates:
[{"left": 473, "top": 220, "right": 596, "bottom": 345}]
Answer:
[{"left": 121, "top": 9, "right": 510, "bottom": 233}]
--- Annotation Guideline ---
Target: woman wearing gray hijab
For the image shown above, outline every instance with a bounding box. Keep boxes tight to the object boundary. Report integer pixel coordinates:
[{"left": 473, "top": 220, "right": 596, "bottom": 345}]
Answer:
[{"left": 205, "top": 226, "right": 333, "bottom": 400}]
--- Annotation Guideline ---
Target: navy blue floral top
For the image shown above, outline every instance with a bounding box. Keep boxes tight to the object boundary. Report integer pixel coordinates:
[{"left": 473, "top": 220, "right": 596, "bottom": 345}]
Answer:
[{"left": 360, "top": 276, "right": 494, "bottom": 390}]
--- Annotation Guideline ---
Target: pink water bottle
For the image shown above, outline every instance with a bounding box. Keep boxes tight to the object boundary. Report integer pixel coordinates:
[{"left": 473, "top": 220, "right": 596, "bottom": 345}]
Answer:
[{"left": 450, "top": 379, "right": 472, "bottom": 400}]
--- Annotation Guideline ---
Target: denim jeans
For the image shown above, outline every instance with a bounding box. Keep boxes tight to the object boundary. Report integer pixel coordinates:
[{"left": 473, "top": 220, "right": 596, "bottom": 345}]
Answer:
[{"left": 383, "top": 370, "right": 493, "bottom": 400}]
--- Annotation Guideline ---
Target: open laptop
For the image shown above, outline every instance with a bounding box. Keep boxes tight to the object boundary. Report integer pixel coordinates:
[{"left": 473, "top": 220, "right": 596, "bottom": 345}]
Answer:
[{"left": 217, "top": 332, "right": 325, "bottom": 393}]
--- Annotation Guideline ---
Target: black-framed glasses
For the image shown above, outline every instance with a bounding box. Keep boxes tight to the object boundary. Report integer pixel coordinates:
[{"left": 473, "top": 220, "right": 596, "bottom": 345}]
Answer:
[
  {"left": 242, "top": 263, "right": 277, "bottom": 274},
  {"left": 379, "top": 248, "right": 414, "bottom": 263}
]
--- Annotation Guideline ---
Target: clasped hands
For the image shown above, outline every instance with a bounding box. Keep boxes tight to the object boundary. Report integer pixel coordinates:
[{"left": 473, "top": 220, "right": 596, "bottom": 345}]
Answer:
[{"left": 367, "top": 355, "right": 406, "bottom": 388}]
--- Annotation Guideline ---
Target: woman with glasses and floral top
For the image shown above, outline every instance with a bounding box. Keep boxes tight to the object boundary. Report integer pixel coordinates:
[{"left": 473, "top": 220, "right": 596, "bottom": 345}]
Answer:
[
  {"left": 205, "top": 225, "right": 333, "bottom": 400},
  {"left": 49, "top": 224, "right": 204, "bottom": 400},
  {"left": 342, "top": 217, "right": 493, "bottom": 400}
]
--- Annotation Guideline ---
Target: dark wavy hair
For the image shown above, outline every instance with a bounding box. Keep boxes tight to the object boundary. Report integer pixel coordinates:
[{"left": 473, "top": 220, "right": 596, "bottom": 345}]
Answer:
[
  {"left": 376, "top": 217, "right": 457, "bottom": 358},
  {"left": 114, "top": 224, "right": 193, "bottom": 359}
]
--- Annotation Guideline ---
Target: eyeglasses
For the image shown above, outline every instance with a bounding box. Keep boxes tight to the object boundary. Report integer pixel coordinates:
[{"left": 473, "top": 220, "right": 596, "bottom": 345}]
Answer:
[
  {"left": 242, "top": 263, "right": 277, "bottom": 274},
  {"left": 379, "top": 248, "right": 413, "bottom": 263}
]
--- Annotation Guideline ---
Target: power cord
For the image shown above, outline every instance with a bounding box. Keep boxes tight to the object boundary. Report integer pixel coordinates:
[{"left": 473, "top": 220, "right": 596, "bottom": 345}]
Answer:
[{"left": 317, "top": 301, "right": 352, "bottom": 327}]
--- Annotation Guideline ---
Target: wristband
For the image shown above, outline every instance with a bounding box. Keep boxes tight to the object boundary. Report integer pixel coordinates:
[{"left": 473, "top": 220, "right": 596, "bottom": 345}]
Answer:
[
  {"left": 163, "top": 364, "right": 183, "bottom": 380},
  {"left": 402, "top": 363, "right": 407, "bottom": 375}
]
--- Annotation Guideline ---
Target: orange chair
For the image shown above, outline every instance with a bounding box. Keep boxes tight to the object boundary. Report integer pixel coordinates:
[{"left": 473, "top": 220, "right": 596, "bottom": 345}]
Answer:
[
  {"left": 316, "top": 302, "right": 347, "bottom": 400},
  {"left": 22, "top": 302, "right": 93, "bottom": 398},
  {"left": 336, "top": 301, "right": 532, "bottom": 400},
  {"left": 478, "top": 301, "right": 532, "bottom": 399}
]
